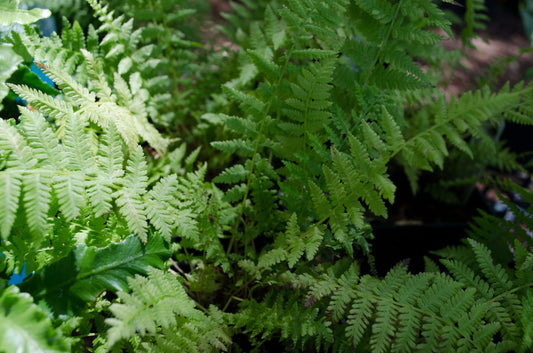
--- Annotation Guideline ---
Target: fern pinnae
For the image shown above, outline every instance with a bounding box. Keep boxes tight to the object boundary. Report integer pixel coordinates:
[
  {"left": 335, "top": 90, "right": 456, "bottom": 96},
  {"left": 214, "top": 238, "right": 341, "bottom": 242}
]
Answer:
[
  {"left": 0, "top": 117, "right": 35, "bottom": 169},
  {"left": 106, "top": 267, "right": 201, "bottom": 347},
  {"left": 18, "top": 108, "right": 65, "bottom": 169},
  {"left": 467, "top": 239, "right": 514, "bottom": 295},
  {"left": 7, "top": 84, "right": 73, "bottom": 124},
  {"left": 346, "top": 284, "right": 377, "bottom": 347},
  {"left": 22, "top": 171, "right": 53, "bottom": 235},
  {"left": 441, "top": 258, "right": 495, "bottom": 299},
  {"left": 113, "top": 146, "right": 148, "bottom": 240},
  {"left": 97, "top": 121, "right": 124, "bottom": 179},
  {"left": 146, "top": 174, "right": 179, "bottom": 241},
  {"left": 0, "top": 173, "right": 22, "bottom": 239},
  {"left": 81, "top": 49, "right": 115, "bottom": 103},
  {"left": 360, "top": 0, "right": 404, "bottom": 86},
  {"left": 63, "top": 114, "right": 95, "bottom": 172},
  {"left": 54, "top": 173, "right": 86, "bottom": 221},
  {"left": 38, "top": 62, "right": 96, "bottom": 106}
]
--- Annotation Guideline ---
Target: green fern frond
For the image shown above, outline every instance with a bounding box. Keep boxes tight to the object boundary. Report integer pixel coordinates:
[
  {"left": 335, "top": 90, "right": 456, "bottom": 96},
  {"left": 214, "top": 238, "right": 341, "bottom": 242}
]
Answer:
[
  {"left": 146, "top": 175, "right": 179, "bottom": 241},
  {"left": 106, "top": 267, "right": 210, "bottom": 349},
  {"left": 53, "top": 174, "right": 86, "bottom": 221},
  {"left": 462, "top": 0, "right": 489, "bottom": 45},
  {"left": 0, "top": 286, "right": 69, "bottom": 353},
  {"left": 63, "top": 114, "right": 95, "bottom": 172},
  {"left": 39, "top": 62, "right": 95, "bottom": 106},
  {"left": 0, "top": 117, "right": 35, "bottom": 169},
  {"left": 114, "top": 146, "right": 148, "bottom": 240},
  {"left": 18, "top": 108, "right": 65, "bottom": 168},
  {"left": 138, "top": 305, "right": 231, "bottom": 353},
  {"left": 22, "top": 172, "right": 52, "bottom": 235},
  {"left": 0, "top": 172, "right": 21, "bottom": 239},
  {"left": 7, "top": 84, "right": 74, "bottom": 125}
]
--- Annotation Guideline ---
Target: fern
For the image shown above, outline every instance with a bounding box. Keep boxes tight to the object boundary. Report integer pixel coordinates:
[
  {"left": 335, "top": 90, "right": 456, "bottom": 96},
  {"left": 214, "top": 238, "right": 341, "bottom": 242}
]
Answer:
[
  {"left": 0, "top": 286, "right": 69, "bottom": 353},
  {"left": 105, "top": 267, "right": 230, "bottom": 352},
  {"left": 461, "top": 0, "right": 489, "bottom": 46},
  {"left": 1, "top": 0, "right": 533, "bottom": 351},
  {"left": 242, "top": 236, "right": 532, "bottom": 352}
]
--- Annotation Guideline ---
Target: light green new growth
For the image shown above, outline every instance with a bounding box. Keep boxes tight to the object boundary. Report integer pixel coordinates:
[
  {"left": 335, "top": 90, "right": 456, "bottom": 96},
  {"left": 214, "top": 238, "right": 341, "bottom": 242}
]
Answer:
[{"left": 0, "top": 0, "right": 532, "bottom": 352}]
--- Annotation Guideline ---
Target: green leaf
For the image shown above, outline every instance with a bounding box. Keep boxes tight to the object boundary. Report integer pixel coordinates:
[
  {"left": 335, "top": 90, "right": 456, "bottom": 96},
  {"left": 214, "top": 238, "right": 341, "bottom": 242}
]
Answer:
[
  {"left": 114, "top": 146, "right": 148, "bottom": 239},
  {"left": 106, "top": 267, "right": 203, "bottom": 347},
  {"left": 23, "top": 172, "right": 52, "bottom": 235},
  {"left": 0, "top": 286, "right": 69, "bottom": 353},
  {"left": 146, "top": 175, "right": 179, "bottom": 241},
  {"left": 0, "top": 172, "right": 21, "bottom": 239},
  {"left": 0, "top": 0, "right": 51, "bottom": 26},
  {"left": 0, "top": 45, "right": 22, "bottom": 109},
  {"left": 19, "top": 234, "right": 170, "bottom": 315}
]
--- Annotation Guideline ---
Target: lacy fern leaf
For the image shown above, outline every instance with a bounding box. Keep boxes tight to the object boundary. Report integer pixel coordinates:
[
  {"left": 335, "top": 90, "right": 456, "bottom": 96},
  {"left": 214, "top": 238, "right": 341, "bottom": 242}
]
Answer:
[
  {"left": 0, "top": 286, "right": 69, "bottom": 353},
  {"left": 106, "top": 267, "right": 223, "bottom": 351},
  {"left": 114, "top": 146, "right": 149, "bottom": 240}
]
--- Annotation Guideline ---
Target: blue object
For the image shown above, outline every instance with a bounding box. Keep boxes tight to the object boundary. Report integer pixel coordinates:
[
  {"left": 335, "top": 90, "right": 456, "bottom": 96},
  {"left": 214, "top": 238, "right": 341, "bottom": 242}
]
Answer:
[
  {"left": 37, "top": 11, "right": 57, "bottom": 37},
  {"left": 8, "top": 263, "right": 27, "bottom": 285},
  {"left": 30, "top": 61, "right": 55, "bottom": 87}
]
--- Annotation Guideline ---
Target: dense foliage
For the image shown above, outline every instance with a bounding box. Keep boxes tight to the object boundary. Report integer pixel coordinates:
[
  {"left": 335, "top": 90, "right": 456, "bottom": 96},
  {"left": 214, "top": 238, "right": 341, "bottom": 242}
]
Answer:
[{"left": 1, "top": 0, "right": 532, "bottom": 352}]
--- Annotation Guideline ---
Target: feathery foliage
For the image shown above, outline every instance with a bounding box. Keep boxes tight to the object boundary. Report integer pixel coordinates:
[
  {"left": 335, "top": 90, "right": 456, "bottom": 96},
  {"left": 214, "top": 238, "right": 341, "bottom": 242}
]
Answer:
[{"left": 0, "top": 0, "right": 532, "bottom": 351}]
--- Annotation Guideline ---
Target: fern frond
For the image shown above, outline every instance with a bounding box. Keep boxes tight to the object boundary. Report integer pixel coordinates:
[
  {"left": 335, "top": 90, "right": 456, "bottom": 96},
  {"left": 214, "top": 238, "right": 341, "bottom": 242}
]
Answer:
[
  {"left": 22, "top": 172, "right": 52, "bottom": 235},
  {"left": 18, "top": 109, "right": 65, "bottom": 168},
  {"left": 146, "top": 175, "right": 179, "bottom": 241},
  {"left": 0, "top": 117, "right": 35, "bottom": 169},
  {"left": 7, "top": 84, "right": 74, "bottom": 125},
  {"left": 53, "top": 173, "right": 85, "bottom": 221},
  {"left": 63, "top": 114, "right": 95, "bottom": 172},
  {"left": 114, "top": 146, "right": 148, "bottom": 240},
  {"left": 0, "top": 173, "right": 21, "bottom": 239},
  {"left": 468, "top": 239, "right": 514, "bottom": 294},
  {"left": 462, "top": 0, "right": 489, "bottom": 45},
  {"left": 39, "top": 62, "right": 96, "bottom": 106},
  {"left": 106, "top": 267, "right": 206, "bottom": 348},
  {"left": 0, "top": 286, "right": 69, "bottom": 353},
  {"left": 81, "top": 49, "right": 115, "bottom": 102}
]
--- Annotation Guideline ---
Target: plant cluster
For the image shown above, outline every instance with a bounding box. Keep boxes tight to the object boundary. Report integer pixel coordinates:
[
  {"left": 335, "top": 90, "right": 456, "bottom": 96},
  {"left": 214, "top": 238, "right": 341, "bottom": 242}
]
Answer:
[{"left": 1, "top": 0, "right": 532, "bottom": 352}]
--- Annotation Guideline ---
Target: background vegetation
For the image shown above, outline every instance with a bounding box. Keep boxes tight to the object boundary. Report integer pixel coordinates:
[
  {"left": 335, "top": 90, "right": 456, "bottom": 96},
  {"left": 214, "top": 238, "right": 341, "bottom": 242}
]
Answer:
[{"left": 1, "top": 0, "right": 533, "bottom": 352}]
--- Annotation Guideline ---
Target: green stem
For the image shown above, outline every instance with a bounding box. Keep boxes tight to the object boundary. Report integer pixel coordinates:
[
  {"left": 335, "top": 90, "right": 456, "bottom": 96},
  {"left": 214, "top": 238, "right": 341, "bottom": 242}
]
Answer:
[
  {"left": 226, "top": 47, "right": 296, "bottom": 256},
  {"left": 363, "top": 0, "right": 403, "bottom": 86}
]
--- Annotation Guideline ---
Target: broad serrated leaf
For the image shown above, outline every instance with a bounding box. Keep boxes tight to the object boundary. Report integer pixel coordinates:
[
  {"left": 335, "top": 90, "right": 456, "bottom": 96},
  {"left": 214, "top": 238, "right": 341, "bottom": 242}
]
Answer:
[
  {"left": 0, "top": 0, "right": 51, "bottom": 26},
  {"left": 20, "top": 234, "right": 170, "bottom": 315}
]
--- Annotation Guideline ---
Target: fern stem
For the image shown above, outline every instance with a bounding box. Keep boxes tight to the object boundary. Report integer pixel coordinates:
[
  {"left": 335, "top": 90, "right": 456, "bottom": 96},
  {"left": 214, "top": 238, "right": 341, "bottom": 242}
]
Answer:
[
  {"left": 362, "top": 0, "right": 403, "bottom": 87},
  {"left": 226, "top": 47, "right": 296, "bottom": 256},
  {"left": 222, "top": 295, "right": 244, "bottom": 312},
  {"left": 489, "top": 282, "right": 533, "bottom": 303},
  {"left": 387, "top": 88, "right": 522, "bottom": 163}
]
